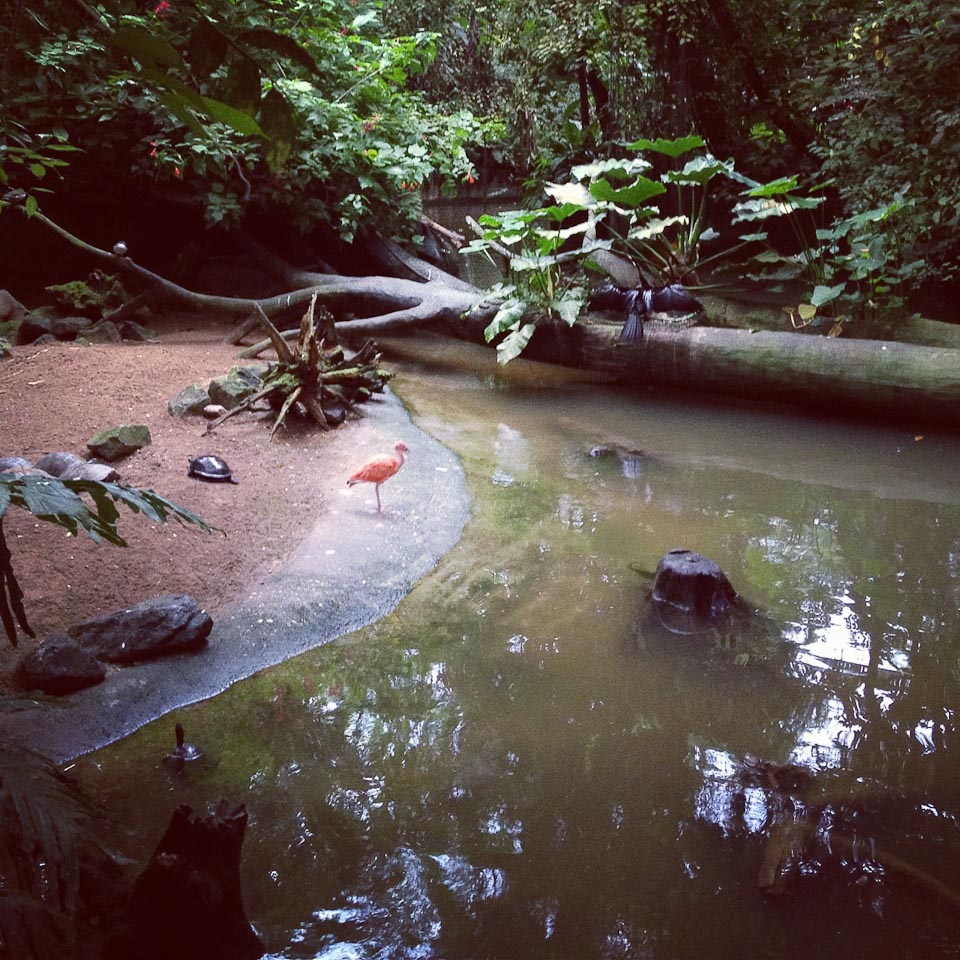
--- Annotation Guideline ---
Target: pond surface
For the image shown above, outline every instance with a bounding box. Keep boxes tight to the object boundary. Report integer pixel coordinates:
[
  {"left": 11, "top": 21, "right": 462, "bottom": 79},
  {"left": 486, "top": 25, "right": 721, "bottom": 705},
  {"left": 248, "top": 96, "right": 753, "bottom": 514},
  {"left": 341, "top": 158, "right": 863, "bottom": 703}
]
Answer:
[{"left": 73, "top": 337, "right": 960, "bottom": 959}]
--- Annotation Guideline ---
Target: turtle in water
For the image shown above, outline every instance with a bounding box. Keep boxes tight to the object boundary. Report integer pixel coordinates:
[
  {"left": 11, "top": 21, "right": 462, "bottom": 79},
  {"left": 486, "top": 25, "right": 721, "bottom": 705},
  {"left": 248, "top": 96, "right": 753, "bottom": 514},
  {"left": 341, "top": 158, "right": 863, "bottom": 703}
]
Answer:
[
  {"left": 187, "top": 454, "right": 239, "bottom": 484},
  {"left": 163, "top": 722, "right": 203, "bottom": 774}
]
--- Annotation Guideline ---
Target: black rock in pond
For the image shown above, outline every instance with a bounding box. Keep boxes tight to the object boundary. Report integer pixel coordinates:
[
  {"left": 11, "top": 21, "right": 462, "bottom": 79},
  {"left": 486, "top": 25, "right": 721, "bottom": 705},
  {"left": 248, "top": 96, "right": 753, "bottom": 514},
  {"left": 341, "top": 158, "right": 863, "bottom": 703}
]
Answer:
[
  {"left": 68, "top": 593, "right": 213, "bottom": 664},
  {"left": 650, "top": 548, "right": 746, "bottom": 635},
  {"left": 107, "top": 801, "right": 264, "bottom": 960},
  {"left": 16, "top": 632, "right": 106, "bottom": 695}
]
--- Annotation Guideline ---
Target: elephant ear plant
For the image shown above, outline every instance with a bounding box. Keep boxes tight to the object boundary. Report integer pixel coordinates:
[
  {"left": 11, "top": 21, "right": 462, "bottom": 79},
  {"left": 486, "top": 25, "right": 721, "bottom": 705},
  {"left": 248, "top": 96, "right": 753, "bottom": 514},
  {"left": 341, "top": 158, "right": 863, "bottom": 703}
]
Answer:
[{"left": 0, "top": 473, "right": 219, "bottom": 646}]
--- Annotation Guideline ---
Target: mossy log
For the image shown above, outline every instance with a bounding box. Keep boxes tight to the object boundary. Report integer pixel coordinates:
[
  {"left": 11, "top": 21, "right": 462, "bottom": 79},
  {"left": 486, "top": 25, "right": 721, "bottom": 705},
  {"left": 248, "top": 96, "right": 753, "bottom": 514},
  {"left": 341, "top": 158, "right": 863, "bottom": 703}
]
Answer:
[{"left": 491, "top": 318, "right": 960, "bottom": 427}]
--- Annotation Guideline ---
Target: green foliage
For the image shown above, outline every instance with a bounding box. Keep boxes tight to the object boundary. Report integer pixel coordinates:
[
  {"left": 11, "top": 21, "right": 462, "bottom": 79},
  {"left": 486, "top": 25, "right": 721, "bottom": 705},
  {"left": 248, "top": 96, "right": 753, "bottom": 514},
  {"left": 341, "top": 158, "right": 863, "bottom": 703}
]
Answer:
[
  {"left": 465, "top": 204, "right": 605, "bottom": 363},
  {"left": 0, "top": 474, "right": 218, "bottom": 547},
  {"left": 0, "top": 474, "right": 219, "bottom": 645},
  {"left": 733, "top": 176, "right": 918, "bottom": 329},
  {"left": 0, "top": 0, "right": 497, "bottom": 239},
  {"left": 792, "top": 0, "right": 960, "bottom": 284},
  {"left": 45, "top": 272, "right": 127, "bottom": 319},
  {"left": 0, "top": 740, "right": 109, "bottom": 960}
]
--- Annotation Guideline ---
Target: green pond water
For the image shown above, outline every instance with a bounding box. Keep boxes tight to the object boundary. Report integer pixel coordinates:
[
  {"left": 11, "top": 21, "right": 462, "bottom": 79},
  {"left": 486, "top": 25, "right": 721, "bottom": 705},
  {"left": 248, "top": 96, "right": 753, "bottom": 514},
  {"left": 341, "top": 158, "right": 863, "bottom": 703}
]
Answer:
[{"left": 73, "top": 337, "right": 960, "bottom": 959}]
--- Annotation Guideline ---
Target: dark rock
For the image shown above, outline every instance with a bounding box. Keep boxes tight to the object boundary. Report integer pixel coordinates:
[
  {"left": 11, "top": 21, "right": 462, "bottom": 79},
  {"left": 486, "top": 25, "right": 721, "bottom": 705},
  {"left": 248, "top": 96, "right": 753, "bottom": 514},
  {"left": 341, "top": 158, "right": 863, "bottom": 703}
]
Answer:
[
  {"left": 87, "top": 424, "right": 151, "bottom": 461},
  {"left": 0, "top": 289, "right": 26, "bottom": 329},
  {"left": 0, "top": 456, "right": 33, "bottom": 473},
  {"left": 17, "top": 306, "right": 58, "bottom": 344},
  {"left": 168, "top": 384, "right": 211, "bottom": 418},
  {"left": 34, "top": 451, "right": 84, "bottom": 477},
  {"left": 61, "top": 461, "right": 120, "bottom": 482},
  {"left": 50, "top": 315, "right": 93, "bottom": 340},
  {"left": 117, "top": 320, "right": 154, "bottom": 342},
  {"left": 32, "top": 333, "right": 59, "bottom": 346},
  {"left": 650, "top": 548, "right": 745, "bottom": 634},
  {"left": 208, "top": 375, "right": 258, "bottom": 410},
  {"left": 321, "top": 402, "right": 346, "bottom": 426},
  {"left": 68, "top": 593, "right": 213, "bottom": 663},
  {"left": 86, "top": 320, "right": 122, "bottom": 343},
  {"left": 16, "top": 633, "right": 106, "bottom": 695},
  {"left": 107, "top": 802, "right": 264, "bottom": 960},
  {"left": 228, "top": 363, "right": 269, "bottom": 389}
]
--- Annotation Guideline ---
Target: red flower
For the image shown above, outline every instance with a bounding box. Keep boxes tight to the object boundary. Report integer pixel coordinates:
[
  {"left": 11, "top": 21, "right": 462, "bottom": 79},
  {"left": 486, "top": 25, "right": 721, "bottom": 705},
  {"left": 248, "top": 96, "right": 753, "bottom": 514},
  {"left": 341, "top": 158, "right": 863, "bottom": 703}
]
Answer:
[
  {"left": 153, "top": 0, "right": 171, "bottom": 16},
  {"left": 465, "top": 172, "right": 476, "bottom": 184},
  {"left": 174, "top": 167, "right": 182, "bottom": 178}
]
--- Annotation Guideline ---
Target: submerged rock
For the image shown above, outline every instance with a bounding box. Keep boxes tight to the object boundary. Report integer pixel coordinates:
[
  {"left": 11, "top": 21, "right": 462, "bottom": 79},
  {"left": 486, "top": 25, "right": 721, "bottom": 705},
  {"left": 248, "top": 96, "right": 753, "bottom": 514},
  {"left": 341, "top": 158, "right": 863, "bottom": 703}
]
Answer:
[{"left": 649, "top": 548, "right": 749, "bottom": 635}]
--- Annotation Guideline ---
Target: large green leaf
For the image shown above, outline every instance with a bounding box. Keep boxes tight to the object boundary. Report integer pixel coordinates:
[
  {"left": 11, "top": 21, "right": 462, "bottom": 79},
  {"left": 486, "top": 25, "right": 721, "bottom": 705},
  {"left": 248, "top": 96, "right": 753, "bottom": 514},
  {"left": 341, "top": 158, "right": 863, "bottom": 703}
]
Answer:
[
  {"left": 663, "top": 155, "right": 734, "bottom": 187},
  {"left": 0, "top": 475, "right": 219, "bottom": 545},
  {"left": 537, "top": 202, "right": 590, "bottom": 223},
  {"left": 625, "top": 135, "right": 705, "bottom": 158},
  {"left": 484, "top": 300, "right": 527, "bottom": 342},
  {"left": 746, "top": 176, "right": 799, "bottom": 197},
  {"left": 589, "top": 176, "right": 665, "bottom": 208},
  {"left": 111, "top": 26, "right": 185, "bottom": 71},
  {"left": 810, "top": 283, "right": 846, "bottom": 306},
  {"left": 496, "top": 322, "right": 537, "bottom": 365},
  {"left": 552, "top": 288, "right": 587, "bottom": 326},
  {"left": 201, "top": 97, "right": 265, "bottom": 137}
]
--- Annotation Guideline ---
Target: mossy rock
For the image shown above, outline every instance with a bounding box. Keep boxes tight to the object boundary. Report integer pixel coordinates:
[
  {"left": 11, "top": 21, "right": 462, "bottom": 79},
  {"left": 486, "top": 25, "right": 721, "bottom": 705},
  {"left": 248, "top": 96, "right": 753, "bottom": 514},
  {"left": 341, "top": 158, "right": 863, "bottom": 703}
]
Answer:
[
  {"left": 86, "top": 424, "right": 152, "bottom": 462},
  {"left": 169, "top": 384, "right": 212, "bottom": 418}
]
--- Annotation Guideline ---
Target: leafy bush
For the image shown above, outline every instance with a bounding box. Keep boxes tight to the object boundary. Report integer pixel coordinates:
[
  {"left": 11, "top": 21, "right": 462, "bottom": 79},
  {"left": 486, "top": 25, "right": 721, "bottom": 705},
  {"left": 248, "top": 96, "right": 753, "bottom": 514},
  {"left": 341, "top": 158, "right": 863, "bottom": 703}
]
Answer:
[{"left": 0, "top": 474, "right": 218, "bottom": 645}]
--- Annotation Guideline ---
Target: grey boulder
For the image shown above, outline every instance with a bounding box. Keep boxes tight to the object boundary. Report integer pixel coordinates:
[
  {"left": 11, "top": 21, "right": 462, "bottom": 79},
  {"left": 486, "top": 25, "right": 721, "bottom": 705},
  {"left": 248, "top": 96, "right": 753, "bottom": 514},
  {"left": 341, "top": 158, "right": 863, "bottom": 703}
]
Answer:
[
  {"left": 68, "top": 593, "right": 213, "bottom": 664},
  {"left": 16, "top": 633, "right": 107, "bottom": 695}
]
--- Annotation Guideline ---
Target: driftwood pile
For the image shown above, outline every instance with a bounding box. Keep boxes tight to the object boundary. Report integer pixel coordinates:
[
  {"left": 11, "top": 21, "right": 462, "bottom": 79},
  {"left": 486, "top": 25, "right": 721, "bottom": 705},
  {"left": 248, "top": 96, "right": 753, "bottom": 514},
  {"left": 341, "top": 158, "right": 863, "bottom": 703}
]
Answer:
[{"left": 209, "top": 292, "right": 391, "bottom": 436}]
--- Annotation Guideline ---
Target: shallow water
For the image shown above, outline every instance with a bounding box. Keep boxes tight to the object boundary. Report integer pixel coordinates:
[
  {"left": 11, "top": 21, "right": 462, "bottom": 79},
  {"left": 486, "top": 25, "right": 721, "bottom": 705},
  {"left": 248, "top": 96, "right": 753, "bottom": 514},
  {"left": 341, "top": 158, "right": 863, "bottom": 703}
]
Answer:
[{"left": 73, "top": 337, "right": 960, "bottom": 959}]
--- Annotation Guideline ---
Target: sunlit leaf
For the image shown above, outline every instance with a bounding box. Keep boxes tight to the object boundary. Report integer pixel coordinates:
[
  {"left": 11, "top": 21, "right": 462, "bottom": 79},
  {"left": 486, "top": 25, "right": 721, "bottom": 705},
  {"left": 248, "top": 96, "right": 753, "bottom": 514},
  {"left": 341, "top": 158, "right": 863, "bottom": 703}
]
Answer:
[
  {"left": 570, "top": 157, "right": 651, "bottom": 180},
  {"left": 544, "top": 181, "right": 591, "bottom": 206},
  {"left": 798, "top": 303, "right": 817, "bottom": 320},
  {"left": 552, "top": 289, "right": 586, "bottom": 326},
  {"left": 663, "top": 155, "right": 734, "bottom": 186},
  {"left": 484, "top": 300, "right": 526, "bottom": 342},
  {"left": 496, "top": 322, "right": 537, "bottom": 364},
  {"left": 628, "top": 215, "right": 687, "bottom": 241}
]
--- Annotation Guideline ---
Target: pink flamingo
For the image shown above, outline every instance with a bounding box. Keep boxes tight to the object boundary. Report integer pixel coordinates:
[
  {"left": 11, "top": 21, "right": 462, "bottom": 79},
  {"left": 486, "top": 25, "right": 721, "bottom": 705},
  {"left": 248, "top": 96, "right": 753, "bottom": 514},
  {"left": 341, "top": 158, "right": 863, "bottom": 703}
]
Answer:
[{"left": 346, "top": 440, "right": 409, "bottom": 513}]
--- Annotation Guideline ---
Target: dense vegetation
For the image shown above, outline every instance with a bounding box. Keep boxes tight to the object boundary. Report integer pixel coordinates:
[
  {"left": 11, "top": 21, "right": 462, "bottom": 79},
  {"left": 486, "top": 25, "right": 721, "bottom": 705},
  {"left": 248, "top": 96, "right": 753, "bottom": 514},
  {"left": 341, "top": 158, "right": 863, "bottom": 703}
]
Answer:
[{"left": 2, "top": 0, "right": 958, "bottom": 292}]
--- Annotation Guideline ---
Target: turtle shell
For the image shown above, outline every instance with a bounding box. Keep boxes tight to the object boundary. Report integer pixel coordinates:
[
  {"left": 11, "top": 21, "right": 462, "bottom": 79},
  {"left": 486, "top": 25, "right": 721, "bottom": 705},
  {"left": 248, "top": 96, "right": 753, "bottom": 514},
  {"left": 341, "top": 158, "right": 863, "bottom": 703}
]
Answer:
[{"left": 188, "top": 455, "right": 238, "bottom": 484}]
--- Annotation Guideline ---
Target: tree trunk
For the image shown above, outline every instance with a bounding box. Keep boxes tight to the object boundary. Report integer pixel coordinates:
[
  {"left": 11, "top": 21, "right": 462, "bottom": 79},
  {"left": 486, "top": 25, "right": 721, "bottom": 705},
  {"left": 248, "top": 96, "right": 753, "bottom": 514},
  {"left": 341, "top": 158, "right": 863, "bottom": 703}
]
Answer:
[{"left": 458, "top": 315, "right": 960, "bottom": 427}]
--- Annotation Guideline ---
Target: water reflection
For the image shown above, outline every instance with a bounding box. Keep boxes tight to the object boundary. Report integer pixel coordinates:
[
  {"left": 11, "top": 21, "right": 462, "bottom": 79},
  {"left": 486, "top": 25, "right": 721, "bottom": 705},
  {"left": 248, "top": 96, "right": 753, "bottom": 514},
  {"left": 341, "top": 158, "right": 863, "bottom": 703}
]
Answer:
[{"left": 75, "top": 338, "right": 960, "bottom": 959}]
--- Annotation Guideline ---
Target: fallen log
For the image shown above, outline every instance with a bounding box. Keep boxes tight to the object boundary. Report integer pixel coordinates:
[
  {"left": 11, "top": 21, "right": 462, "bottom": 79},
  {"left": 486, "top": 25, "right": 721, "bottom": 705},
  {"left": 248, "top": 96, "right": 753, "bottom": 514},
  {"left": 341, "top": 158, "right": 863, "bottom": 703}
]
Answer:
[{"left": 459, "top": 315, "right": 960, "bottom": 427}]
